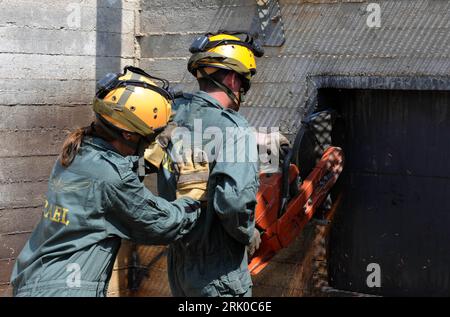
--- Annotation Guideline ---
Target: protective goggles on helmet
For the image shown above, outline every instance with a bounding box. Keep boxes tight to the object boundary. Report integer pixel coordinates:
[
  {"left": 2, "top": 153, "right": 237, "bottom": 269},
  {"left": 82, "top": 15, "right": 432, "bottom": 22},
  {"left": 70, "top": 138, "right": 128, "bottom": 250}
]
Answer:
[
  {"left": 95, "top": 65, "right": 174, "bottom": 102},
  {"left": 94, "top": 66, "right": 173, "bottom": 148},
  {"left": 189, "top": 30, "right": 265, "bottom": 58}
]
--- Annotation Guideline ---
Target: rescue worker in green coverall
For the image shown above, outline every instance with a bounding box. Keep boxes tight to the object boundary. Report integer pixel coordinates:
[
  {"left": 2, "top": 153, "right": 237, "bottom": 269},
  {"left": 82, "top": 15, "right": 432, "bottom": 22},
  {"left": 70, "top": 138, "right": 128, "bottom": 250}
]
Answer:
[
  {"left": 10, "top": 66, "right": 208, "bottom": 297},
  {"left": 154, "top": 31, "right": 265, "bottom": 297}
]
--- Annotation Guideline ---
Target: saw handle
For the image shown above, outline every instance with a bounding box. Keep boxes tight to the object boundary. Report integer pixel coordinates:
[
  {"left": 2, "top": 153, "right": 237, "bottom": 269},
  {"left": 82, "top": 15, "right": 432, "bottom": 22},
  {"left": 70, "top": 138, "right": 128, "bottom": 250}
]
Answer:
[{"left": 280, "top": 147, "right": 295, "bottom": 216}]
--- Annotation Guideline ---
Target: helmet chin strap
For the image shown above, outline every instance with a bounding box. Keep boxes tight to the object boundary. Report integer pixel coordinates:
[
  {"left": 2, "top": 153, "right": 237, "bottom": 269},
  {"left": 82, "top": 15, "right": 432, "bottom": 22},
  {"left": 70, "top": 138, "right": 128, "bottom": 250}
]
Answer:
[{"left": 198, "top": 68, "right": 241, "bottom": 110}]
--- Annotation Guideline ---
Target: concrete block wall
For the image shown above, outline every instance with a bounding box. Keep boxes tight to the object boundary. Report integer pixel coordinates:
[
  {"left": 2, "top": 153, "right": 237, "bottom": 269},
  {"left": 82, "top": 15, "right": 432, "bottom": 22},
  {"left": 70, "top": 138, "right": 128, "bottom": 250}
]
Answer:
[
  {"left": 139, "top": 0, "right": 450, "bottom": 137},
  {"left": 0, "top": 0, "right": 139, "bottom": 296}
]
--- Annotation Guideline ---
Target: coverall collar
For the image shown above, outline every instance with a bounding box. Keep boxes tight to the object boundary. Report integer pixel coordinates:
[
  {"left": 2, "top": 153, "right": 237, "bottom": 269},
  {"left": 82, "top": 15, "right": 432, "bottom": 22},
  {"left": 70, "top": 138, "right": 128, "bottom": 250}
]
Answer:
[
  {"left": 83, "top": 136, "right": 120, "bottom": 153},
  {"left": 83, "top": 136, "right": 140, "bottom": 168},
  {"left": 193, "top": 90, "right": 237, "bottom": 113}
]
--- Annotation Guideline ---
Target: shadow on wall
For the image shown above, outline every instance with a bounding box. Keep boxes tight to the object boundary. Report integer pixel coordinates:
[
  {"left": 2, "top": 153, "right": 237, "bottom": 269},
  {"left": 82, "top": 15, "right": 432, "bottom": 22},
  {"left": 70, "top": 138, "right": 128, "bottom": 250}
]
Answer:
[
  {"left": 96, "top": 0, "right": 128, "bottom": 297},
  {"left": 96, "top": 0, "right": 122, "bottom": 81}
]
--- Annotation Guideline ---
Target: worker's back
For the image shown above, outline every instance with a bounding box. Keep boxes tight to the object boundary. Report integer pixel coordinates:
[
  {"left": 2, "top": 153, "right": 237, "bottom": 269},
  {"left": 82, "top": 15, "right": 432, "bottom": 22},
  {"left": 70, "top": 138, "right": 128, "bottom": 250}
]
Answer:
[
  {"left": 10, "top": 136, "right": 132, "bottom": 297},
  {"left": 158, "top": 91, "right": 259, "bottom": 296}
]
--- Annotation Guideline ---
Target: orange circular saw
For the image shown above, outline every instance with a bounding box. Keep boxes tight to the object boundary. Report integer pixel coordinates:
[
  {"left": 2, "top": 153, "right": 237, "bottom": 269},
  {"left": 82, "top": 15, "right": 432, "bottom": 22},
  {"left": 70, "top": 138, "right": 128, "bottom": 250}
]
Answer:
[{"left": 249, "top": 110, "right": 345, "bottom": 275}]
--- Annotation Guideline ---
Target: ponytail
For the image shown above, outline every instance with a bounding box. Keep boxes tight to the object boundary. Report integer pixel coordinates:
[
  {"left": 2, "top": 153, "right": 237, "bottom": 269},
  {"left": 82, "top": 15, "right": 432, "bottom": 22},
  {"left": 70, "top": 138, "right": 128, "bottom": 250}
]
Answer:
[{"left": 59, "top": 125, "right": 93, "bottom": 167}]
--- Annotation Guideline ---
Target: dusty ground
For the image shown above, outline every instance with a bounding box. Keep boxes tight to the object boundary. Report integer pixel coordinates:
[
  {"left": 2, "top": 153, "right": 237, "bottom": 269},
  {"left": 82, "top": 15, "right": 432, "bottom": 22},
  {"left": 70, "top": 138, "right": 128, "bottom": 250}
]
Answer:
[{"left": 107, "top": 220, "right": 367, "bottom": 297}]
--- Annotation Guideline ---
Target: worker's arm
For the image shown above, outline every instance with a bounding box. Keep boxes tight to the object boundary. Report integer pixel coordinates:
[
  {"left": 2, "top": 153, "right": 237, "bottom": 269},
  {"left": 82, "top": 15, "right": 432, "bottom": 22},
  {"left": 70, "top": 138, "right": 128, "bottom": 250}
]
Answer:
[
  {"left": 104, "top": 171, "right": 201, "bottom": 245},
  {"left": 211, "top": 130, "right": 259, "bottom": 245}
]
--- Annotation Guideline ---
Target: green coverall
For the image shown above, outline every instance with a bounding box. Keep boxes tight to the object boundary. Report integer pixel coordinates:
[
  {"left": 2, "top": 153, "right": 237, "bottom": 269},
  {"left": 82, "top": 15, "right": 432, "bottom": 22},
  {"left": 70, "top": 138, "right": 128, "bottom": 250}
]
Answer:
[
  {"left": 10, "top": 136, "right": 201, "bottom": 297},
  {"left": 158, "top": 91, "right": 259, "bottom": 297}
]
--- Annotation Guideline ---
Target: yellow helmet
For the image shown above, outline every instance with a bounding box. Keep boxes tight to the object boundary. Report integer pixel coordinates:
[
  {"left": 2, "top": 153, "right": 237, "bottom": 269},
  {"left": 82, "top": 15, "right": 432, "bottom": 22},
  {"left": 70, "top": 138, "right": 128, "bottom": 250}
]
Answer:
[
  {"left": 93, "top": 66, "right": 172, "bottom": 140},
  {"left": 188, "top": 31, "right": 264, "bottom": 85}
]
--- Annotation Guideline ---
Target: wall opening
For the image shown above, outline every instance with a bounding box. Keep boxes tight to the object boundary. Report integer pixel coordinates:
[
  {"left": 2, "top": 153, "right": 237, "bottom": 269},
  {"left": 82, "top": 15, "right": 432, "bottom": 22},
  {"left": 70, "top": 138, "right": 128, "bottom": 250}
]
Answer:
[{"left": 317, "top": 88, "right": 450, "bottom": 296}]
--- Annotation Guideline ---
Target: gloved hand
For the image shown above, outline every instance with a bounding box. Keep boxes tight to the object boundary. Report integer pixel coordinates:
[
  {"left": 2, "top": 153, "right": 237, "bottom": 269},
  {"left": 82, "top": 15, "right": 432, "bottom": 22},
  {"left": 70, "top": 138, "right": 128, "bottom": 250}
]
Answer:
[
  {"left": 175, "top": 149, "right": 210, "bottom": 202},
  {"left": 278, "top": 133, "right": 291, "bottom": 164},
  {"left": 255, "top": 131, "right": 291, "bottom": 164},
  {"left": 144, "top": 121, "right": 178, "bottom": 168},
  {"left": 156, "top": 121, "right": 177, "bottom": 149},
  {"left": 247, "top": 228, "right": 261, "bottom": 258}
]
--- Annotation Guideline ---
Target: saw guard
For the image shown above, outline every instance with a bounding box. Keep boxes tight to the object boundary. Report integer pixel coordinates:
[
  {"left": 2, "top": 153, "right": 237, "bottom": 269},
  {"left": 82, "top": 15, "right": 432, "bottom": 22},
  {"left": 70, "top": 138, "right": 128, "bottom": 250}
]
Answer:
[{"left": 249, "top": 146, "right": 344, "bottom": 275}]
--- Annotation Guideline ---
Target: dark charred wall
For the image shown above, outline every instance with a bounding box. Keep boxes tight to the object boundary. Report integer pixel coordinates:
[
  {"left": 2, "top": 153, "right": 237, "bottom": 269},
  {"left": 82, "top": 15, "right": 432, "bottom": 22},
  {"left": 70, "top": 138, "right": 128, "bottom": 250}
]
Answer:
[{"left": 326, "top": 89, "right": 450, "bottom": 296}]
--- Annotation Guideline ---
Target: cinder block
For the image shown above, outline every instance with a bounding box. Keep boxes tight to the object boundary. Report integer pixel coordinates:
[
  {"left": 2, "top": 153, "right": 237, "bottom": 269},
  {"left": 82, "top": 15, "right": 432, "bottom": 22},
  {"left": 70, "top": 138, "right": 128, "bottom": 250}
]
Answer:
[
  {"left": 0, "top": 130, "right": 68, "bottom": 158},
  {"left": 0, "top": 181, "right": 47, "bottom": 210},
  {"left": 96, "top": 5, "right": 136, "bottom": 34},
  {"left": 0, "top": 259, "right": 15, "bottom": 284},
  {"left": 0, "top": 54, "right": 134, "bottom": 83},
  {"left": 0, "top": 232, "right": 31, "bottom": 259},
  {"left": 0, "top": 54, "right": 95, "bottom": 80},
  {"left": 0, "top": 79, "right": 95, "bottom": 105},
  {"left": 97, "top": 31, "right": 136, "bottom": 58},
  {"left": 0, "top": 26, "right": 134, "bottom": 57},
  {"left": 101, "top": 0, "right": 139, "bottom": 11},
  {"left": 1, "top": 0, "right": 125, "bottom": 10},
  {"left": 141, "top": 0, "right": 254, "bottom": 11},
  {"left": 0, "top": 156, "right": 56, "bottom": 183},
  {"left": 0, "top": 0, "right": 135, "bottom": 34},
  {"left": 0, "top": 207, "right": 42, "bottom": 234},
  {"left": 140, "top": 57, "right": 189, "bottom": 82},
  {"left": 97, "top": 56, "right": 137, "bottom": 79},
  {"left": 0, "top": 106, "right": 93, "bottom": 130},
  {"left": 140, "top": 5, "right": 256, "bottom": 34},
  {"left": 139, "top": 33, "right": 195, "bottom": 59},
  {"left": 0, "top": 26, "right": 95, "bottom": 55}
]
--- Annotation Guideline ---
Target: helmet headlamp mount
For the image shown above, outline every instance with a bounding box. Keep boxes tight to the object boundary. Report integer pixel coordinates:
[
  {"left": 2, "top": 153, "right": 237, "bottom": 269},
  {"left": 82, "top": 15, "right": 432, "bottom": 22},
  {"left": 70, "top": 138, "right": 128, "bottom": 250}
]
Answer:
[
  {"left": 95, "top": 66, "right": 174, "bottom": 102},
  {"left": 189, "top": 30, "right": 265, "bottom": 57}
]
